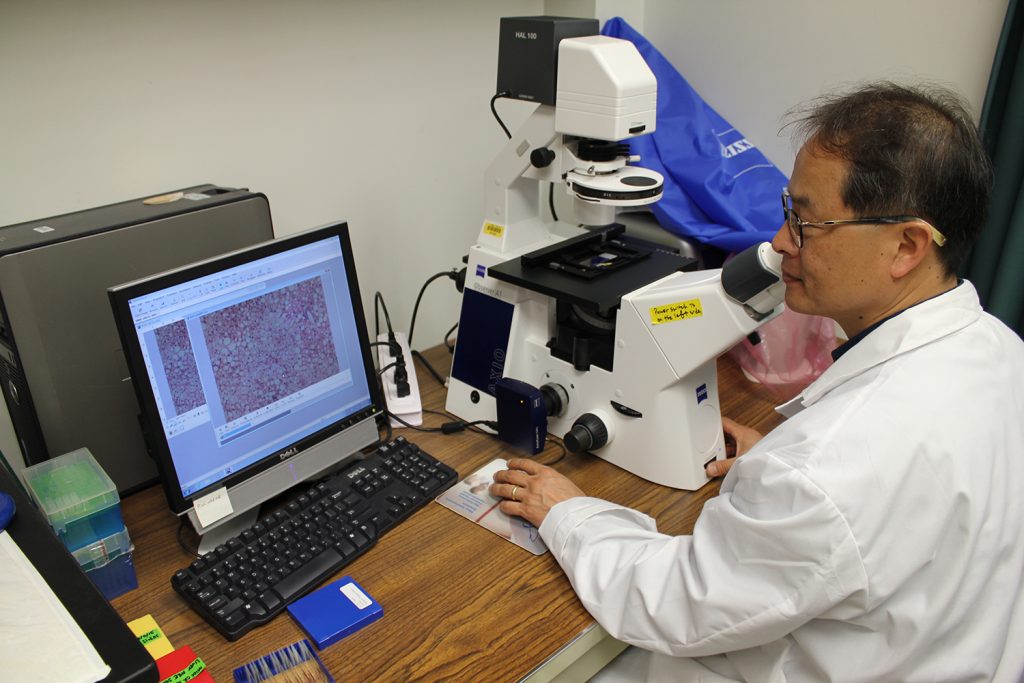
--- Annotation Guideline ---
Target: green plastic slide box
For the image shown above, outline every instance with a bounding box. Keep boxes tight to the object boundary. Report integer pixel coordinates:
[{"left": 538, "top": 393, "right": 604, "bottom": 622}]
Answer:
[{"left": 22, "top": 447, "right": 125, "bottom": 552}]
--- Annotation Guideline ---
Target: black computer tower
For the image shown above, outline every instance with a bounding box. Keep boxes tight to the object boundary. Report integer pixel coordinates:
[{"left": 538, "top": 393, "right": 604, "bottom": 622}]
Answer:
[{"left": 0, "top": 184, "right": 275, "bottom": 492}]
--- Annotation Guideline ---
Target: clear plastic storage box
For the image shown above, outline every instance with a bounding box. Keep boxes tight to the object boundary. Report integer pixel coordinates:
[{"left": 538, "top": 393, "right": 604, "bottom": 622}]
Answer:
[
  {"left": 71, "top": 526, "right": 132, "bottom": 570},
  {"left": 22, "top": 448, "right": 125, "bottom": 551}
]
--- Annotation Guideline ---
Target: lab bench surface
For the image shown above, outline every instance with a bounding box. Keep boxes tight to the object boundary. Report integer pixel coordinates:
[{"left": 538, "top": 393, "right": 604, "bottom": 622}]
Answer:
[{"left": 111, "top": 344, "right": 784, "bottom": 682}]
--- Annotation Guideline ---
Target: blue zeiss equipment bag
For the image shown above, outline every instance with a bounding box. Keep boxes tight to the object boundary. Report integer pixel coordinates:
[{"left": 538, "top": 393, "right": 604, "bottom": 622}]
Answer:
[{"left": 601, "top": 18, "right": 788, "bottom": 252}]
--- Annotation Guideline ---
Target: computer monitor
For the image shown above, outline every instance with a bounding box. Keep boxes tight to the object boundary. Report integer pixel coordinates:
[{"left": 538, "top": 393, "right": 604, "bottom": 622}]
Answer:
[{"left": 108, "top": 222, "right": 383, "bottom": 548}]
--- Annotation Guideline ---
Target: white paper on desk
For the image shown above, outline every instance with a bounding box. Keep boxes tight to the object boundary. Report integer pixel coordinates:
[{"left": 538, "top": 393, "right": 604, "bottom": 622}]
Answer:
[
  {"left": 0, "top": 531, "right": 111, "bottom": 683},
  {"left": 435, "top": 458, "right": 548, "bottom": 555}
]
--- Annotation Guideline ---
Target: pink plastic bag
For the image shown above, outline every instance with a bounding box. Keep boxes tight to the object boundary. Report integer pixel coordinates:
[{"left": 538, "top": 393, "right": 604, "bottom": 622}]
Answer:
[{"left": 728, "top": 307, "right": 837, "bottom": 401}]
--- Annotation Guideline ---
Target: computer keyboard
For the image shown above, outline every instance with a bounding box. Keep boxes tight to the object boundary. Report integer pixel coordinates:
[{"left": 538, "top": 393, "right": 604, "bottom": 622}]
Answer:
[{"left": 170, "top": 436, "right": 458, "bottom": 640}]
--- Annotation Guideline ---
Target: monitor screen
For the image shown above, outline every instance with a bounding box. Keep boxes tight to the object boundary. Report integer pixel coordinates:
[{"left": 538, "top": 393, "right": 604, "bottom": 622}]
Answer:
[{"left": 109, "top": 222, "right": 382, "bottom": 534}]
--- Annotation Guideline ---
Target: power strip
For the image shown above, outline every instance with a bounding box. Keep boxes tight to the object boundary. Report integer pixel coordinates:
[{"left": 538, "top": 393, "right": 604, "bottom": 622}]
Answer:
[{"left": 376, "top": 331, "right": 422, "bottom": 426}]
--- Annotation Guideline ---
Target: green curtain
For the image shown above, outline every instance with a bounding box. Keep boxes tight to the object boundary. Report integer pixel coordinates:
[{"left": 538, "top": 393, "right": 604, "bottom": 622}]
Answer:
[{"left": 966, "top": 0, "right": 1024, "bottom": 335}]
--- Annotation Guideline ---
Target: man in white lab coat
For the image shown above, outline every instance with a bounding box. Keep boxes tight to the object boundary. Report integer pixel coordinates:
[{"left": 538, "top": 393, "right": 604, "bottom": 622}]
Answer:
[{"left": 490, "top": 82, "right": 1024, "bottom": 682}]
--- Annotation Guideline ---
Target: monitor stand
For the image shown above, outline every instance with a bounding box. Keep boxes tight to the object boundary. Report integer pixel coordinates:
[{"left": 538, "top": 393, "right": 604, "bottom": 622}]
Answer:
[{"left": 194, "top": 507, "right": 260, "bottom": 556}]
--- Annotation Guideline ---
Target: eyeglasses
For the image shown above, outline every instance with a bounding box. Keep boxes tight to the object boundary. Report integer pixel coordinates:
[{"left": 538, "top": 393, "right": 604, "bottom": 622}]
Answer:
[{"left": 781, "top": 188, "right": 947, "bottom": 248}]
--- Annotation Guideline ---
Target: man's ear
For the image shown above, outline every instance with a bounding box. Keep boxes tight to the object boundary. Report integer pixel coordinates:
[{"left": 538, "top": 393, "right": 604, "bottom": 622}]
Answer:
[{"left": 890, "top": 221, "right": 934, "bottom": 279}]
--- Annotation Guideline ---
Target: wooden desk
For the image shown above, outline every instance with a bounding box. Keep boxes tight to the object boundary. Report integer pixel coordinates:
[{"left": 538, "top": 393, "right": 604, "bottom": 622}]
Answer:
[{"left": 112, "top": 345, "right": 784, "bottom": 682}]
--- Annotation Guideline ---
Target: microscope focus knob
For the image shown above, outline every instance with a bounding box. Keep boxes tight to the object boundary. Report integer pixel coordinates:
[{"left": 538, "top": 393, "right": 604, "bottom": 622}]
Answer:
[
  {"left": 563, "top": 413, "right": 609, "bottom": 453},
  {"left": 530, "top": 147, "right": 556, "bottom": 168}
]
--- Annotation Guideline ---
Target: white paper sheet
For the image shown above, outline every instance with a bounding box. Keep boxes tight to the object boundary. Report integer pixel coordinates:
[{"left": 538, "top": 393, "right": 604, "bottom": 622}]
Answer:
[{"left": 0, "top": 531, "right": 111, "bottom": 683}]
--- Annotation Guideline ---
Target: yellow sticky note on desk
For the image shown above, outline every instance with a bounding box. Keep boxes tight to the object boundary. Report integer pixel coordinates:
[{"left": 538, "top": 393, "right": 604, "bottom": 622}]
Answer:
[{"left": 128, "top": 614, "right": 174, "bottom": 659}]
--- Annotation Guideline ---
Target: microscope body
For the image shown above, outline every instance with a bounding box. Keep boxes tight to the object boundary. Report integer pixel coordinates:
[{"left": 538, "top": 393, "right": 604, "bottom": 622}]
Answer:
[
  {"left": 503, "top": 248, "right": 784, "bottom": 489},
  {"left": 446, "top": 22, "right": 784, "bottom": 490}
]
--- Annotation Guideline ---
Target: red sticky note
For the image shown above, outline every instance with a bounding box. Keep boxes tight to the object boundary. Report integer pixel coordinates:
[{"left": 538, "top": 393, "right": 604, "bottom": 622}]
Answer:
[{"left": 155, "top": 645, "right": 215, "bottom": 682}]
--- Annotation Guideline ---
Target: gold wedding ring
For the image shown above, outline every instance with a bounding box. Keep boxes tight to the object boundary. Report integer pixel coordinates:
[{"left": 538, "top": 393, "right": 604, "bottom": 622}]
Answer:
[{"left": 511, "top": 486, "right": 519, "bottom": 502}]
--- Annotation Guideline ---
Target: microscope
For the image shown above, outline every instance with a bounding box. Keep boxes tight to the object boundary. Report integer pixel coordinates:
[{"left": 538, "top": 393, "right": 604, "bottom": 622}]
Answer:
[{"left": 446, "top": 17, "right": 785, "bottom": 490}]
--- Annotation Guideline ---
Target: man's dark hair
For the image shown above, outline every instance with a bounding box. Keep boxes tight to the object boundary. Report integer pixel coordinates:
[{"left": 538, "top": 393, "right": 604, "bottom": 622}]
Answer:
[{"left": 790, "top": 82, "right": 993, "bottom": 275}]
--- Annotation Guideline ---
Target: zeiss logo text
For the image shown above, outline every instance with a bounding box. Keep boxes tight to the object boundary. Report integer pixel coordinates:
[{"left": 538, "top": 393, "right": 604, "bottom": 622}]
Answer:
[{"left": 721, "top": 138, "right": 755, "bottom": 158}]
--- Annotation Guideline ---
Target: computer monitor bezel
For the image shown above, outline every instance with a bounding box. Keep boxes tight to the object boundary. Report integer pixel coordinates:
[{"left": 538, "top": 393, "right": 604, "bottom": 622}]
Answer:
[{"left": 108, "top": 221, "right": 383, "bottom": 527}]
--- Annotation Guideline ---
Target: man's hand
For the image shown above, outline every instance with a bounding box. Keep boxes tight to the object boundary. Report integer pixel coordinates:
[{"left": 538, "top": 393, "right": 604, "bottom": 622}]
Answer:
[
  {"left": 490, "top": 458, "right": 585, "bottom": 528},
  {"left": 706, "top": 416, "right": 763, "bottom": 478}
]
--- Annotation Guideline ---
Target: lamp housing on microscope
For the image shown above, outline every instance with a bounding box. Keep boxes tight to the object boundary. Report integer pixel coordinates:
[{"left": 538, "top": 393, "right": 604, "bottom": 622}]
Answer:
[
  {"left": 494, "top": 18, "right": 663, "bottom": 225},
  {"left": 555, "top": 35, "right": 663, "bottom": 223},
  {"left": 555, "top": 34, "right": 658, "bottom": 141}
]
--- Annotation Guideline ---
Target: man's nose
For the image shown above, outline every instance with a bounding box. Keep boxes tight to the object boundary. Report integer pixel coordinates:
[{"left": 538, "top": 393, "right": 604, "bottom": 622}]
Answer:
[{"left": 771, "top": 221, "right": 796, "bottom": 255}]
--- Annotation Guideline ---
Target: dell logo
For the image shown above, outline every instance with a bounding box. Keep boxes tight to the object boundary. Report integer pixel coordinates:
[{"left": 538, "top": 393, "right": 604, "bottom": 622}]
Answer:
[{"left": 278, "top": 447, "right": 298, "bottom": 461}]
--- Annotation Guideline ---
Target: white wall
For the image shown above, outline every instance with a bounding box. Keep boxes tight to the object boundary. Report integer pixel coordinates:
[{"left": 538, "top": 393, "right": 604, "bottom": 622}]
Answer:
[
  {"left": 0, "top": 0, "right": 543, "bottom": 471},
  {"left": 637, "top": 0, "right": 1009, "bottom": 175},
  {"left": 547, "top": 0, "right": 644, "bottom": 29},
  {"left": 0, "top": 0, "right": 543, "bottom": 344}
]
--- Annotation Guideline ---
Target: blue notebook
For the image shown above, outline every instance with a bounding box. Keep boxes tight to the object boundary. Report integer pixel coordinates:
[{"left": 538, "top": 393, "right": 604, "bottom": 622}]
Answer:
[{"left": 287, "top": 576, "right": 383, "bottom": 649}]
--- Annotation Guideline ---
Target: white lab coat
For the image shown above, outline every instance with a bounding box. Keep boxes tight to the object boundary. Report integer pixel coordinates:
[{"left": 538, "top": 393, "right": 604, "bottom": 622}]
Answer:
[{"left": 539, "top": 281, "right": 1024, "bottom": 682}]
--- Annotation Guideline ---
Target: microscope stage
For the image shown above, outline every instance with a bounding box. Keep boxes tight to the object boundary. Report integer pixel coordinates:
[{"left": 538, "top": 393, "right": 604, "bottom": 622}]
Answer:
[{"left": 488, "top": 227, "right": 696, "bottom": 314}]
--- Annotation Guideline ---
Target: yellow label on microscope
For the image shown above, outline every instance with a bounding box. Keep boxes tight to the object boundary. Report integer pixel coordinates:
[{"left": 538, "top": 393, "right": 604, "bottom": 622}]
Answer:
[
  {"left": 482, "top": 222, "right": 505, "bottom": 238},
  {"left": 650, "top": 298, "right": 704, "bottom": 325}
]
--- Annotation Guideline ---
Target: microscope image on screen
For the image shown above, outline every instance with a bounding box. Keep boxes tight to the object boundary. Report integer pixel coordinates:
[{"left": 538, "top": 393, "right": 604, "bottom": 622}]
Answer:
[
  {"left": 202, "top": 279, "right": 341, "bottom": 425},
  {"left": 154, "top": 320, "right": 205, "bottom": 417},
  {"left": 149, "top": 274, "right": 356, "bottom": 455}
]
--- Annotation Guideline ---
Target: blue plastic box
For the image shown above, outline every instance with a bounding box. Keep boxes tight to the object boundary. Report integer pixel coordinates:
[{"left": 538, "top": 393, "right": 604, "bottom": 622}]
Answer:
[
  {"left": 287, "top": 576, "right": 383, "bottom": 649},
  {"left": 71, "top": 526, "right": 138, "bottom": 600},
  {"left": 84, "top": 549, "right": 139, "bottom": 600}
]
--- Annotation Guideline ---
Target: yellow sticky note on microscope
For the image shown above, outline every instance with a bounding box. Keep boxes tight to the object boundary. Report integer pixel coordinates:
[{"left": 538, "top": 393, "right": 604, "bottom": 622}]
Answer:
[
  {"left": 649, "top": 298, "right": 704, "bottom": 325},
  {"left": 128, "top": 614, "right": 175, "bottom": 659}
]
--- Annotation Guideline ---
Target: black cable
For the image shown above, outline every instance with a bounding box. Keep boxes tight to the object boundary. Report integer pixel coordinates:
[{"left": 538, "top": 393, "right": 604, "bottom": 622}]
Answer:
[
  {"left": 439, "top": 418, "right": 498, "bottom": 434},
  {"left": 549, "top": 182, "right": 559, "bottom": 222},
  {"left": 464, "top": 419, "right": 498, "bottom": 431},
  {"left": 418, "top": 409, "right": 491, "bottom": 436},
  {"left": 176, "top": 518, "right": 200, "bottom": 559},
  {"left": 444, "top": 322, "right": 458, "bottom": 352},
  {"left": 374, "top": 291, "right": 394, "bottom": 337},
  {"left": 378, "top": 361, "right": 398, "bottom": 376},
  {"left": 387, "top": 411, "right": 446, "bottom": 432},
  {"left": 374, "top": 291, "right": 410, "bottom": 395},
  {"left": 412, "top": 349, "right": 446, "bottom": 386},
  {"left": 490, "top": 91, "right": 512, "bottom": 139},
  {"left": 378, "top": 413, "right": 393, "bottom": 445},
  {"left": 540, "top": 437, "right": 568, "bottom": 467},
  {"left": 385, "top": 409, "right": 498, "bottom": 437},
  {"left": 370, "top": 340, "right": 399, "bottom": 355},
  {"left": 408, "top": 270, "right": 457, "bottom": 349}
]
